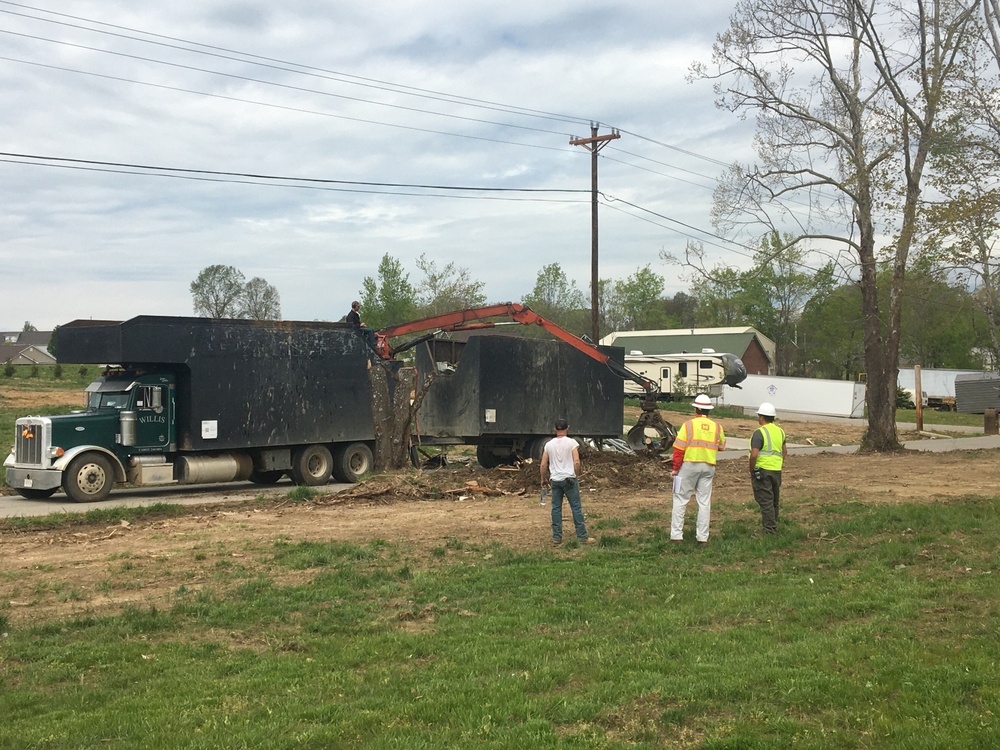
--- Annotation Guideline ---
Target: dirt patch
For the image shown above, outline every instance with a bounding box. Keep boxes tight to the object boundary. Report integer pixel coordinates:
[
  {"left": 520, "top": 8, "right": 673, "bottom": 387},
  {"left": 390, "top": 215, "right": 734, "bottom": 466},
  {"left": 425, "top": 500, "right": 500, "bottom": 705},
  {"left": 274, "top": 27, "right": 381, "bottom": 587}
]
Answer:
[
  {"left": 3, "top": 444, "right": 999, "bottom": 628},
  {"left": 2, "top": 393, "right": 997, "bottom": 627},
  {"left": 0, "top": 387, "right": 83, "bottom": 409}
]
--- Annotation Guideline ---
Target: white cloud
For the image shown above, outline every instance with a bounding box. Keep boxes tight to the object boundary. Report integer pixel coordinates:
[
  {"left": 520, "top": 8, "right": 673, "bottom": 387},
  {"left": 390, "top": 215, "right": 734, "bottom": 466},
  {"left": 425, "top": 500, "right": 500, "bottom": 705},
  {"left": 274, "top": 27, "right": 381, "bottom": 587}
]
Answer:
[{"left": 0, "top": 0, "right": 764, "bottom": 330}]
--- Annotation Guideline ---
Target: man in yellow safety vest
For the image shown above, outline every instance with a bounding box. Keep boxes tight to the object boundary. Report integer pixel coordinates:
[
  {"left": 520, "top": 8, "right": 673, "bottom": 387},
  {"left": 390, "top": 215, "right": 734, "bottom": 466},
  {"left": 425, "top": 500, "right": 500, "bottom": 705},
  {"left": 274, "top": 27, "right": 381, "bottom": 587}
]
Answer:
[
  {"left": 749, "top": 402, "right": 787, "bottom": 535},
  {"left": 670, "top": 393, "right": 727, "bottom": 544}
]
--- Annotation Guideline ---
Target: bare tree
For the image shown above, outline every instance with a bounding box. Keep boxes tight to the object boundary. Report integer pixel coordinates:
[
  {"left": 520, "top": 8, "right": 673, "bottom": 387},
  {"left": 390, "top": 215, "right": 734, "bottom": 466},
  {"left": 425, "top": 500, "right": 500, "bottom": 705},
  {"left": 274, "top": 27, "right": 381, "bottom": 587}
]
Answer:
[
  {"left": 190, "top": 265, "right": 246, "bottom": 318},
  {"left": 923, "top": 2, "right": 1000, "bottom": 367},
  {"left": 691, "top": 0, "right": 979, "bottom": 451},
  {"left": 241, "top": 277, "right": 282, "bottom": 320},
  {"left": 190, "top": 265, "right": 281, "bottom": 320},
  {"left": 414, "top": 254, "right": 486, "bottom": 315}
]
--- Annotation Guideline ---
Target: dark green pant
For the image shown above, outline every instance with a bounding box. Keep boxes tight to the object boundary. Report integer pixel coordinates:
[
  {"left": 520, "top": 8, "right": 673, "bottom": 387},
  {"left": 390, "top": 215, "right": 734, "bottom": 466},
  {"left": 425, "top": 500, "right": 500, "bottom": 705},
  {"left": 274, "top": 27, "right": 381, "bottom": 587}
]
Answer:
[{"left": 751, "top": 469, "right": 782, "bottom": 533}]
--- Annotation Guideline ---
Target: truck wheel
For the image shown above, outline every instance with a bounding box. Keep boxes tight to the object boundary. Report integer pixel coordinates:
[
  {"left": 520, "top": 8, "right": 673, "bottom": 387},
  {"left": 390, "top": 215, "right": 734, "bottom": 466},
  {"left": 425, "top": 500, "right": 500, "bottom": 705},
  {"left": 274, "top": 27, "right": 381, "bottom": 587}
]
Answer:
[
  {"left": 249, "top": 470, "right": 285, "bottom": 485},
  {"left": 290, "top": 445, "right": 333, "bottom": 486},
  {"left": 332, "top": 443, "right": 373, "bottom": 483},
  {"left": 476, "top": 445, "right": 503, "bottom": 469},
  {"left": 63, "top": 453, "right": 114, "bottom": 502},
  {"left": 17, "top": 488, "right": 57, "bottom": 500},
  {"left": 524, "top": 437, "right": 548, "bottom": 462}
]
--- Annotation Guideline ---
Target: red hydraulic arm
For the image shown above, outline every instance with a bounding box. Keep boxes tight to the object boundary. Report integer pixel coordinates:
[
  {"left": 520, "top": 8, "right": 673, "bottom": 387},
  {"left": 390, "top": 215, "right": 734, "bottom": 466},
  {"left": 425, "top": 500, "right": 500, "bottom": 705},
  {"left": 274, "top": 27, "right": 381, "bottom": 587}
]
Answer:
[{"left": 375, "top": 302, "right": 659, "bottom": 399}]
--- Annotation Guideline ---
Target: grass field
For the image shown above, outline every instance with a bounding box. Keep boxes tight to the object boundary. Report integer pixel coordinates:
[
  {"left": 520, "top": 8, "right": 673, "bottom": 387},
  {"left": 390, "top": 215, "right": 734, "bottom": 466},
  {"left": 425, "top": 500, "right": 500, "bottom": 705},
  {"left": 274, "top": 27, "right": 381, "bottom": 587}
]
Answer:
[
  {"left": 2, "top": 368, "right": 999, "bottom": 747},
  {"left": 1, "top": 497, "right": 998, "bottom": 748}
]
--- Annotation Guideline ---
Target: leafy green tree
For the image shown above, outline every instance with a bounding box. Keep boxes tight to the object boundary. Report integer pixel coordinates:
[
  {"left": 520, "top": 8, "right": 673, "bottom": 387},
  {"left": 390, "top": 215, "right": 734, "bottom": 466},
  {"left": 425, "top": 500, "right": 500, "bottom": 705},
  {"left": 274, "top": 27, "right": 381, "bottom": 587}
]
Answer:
[
  {"left": 750, "top": 233, "right": 829, "bottom": 375},
  {"left": 689, "top": 270, "right": 747, "bottom": 327},
  {"left": 414, "top": 254, "right": 486, "bottom": 316},
  {"left": 22, "top": 322, "right": 36, "bottom": 332},
  {"left": 924, "top": 95, "right": 1000, "bottom": 368},
  {"left": 897, "top": 258, "right": 983, "bottom": 369},
  {"left": 360, "top": 254, "right": 417, "bottom": 330},
  {"left": 661, "top": 291, "right": 698, "bottom": 329},
  {"left": 601, "top": 265, "right": 668, "bottom": 333},
  {"left": 796, "top": 282, "right": 865, "bottom": 380},
  {"left": 523, "top": 263, "right": 588, "bottom": 334}
]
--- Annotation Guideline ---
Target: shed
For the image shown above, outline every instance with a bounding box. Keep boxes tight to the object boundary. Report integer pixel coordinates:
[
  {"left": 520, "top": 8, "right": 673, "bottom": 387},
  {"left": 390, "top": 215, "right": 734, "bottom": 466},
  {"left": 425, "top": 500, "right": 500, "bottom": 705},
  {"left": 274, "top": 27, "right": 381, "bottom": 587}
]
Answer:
[{"left": 599, "top": 327, "right": 775, "bottom": 375}]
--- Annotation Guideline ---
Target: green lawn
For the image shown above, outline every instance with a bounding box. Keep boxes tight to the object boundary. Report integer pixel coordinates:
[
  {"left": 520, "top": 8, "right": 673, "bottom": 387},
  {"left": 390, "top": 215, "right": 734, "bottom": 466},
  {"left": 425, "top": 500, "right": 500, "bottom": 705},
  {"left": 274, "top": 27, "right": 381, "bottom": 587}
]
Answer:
[{"left": 1, "top": 497, "right": 998, "bottom": 749}]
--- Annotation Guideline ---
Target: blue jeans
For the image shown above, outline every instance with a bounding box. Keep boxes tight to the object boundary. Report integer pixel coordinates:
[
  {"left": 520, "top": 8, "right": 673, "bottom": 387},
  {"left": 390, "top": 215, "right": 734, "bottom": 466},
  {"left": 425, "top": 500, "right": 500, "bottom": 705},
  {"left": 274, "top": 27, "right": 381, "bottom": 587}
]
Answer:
[{"left": 551, "top": 476, "right": 588, "bottom": 542}]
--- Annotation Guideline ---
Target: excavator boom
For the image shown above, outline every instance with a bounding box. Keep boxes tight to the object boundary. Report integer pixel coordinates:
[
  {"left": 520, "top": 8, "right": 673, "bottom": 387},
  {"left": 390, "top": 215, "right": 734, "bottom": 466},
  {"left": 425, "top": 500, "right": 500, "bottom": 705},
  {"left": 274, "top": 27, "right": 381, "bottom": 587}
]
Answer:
[{"left": 375, "top": 302, "right": 656, "bottom": 396}]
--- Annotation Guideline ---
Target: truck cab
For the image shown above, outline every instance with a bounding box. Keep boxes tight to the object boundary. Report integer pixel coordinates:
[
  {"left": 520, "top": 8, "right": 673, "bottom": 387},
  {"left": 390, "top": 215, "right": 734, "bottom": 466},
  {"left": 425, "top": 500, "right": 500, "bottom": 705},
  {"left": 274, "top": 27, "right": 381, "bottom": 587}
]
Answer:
[{"left": 5, "top": 369, "right": 176, "bottom": 502}]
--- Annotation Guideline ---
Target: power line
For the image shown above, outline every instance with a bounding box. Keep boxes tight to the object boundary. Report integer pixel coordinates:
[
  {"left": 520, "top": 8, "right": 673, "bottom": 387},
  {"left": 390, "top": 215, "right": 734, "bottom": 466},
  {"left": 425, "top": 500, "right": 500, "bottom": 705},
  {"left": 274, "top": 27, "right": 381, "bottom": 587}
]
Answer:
[
  {"left": 0, "top": 0, "right": 836, "bottom": 268},
  {"left": 0, "top": 55, "right": 572, "bottom": 153},
  {"left": 0, "top": 1, "right": 595, "bottom": 129},
  {"left": 0, "top": 0, "right": 743, "bottom": 175},
  {"left": 0, "top": 151, "right": 590, "bottom": 199},
  {"left": 0, "top": 27, "right": 581, "bottom": 140}
]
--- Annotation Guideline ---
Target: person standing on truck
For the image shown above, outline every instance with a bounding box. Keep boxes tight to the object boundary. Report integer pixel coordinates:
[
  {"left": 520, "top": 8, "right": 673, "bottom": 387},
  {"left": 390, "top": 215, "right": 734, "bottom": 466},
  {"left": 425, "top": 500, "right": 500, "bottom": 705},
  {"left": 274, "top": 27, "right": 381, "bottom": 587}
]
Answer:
[
  {"left": 540, "top": 418, "right": 596, "bottom": 546},
  {"left": 748, "top": 402, "right": 786, "bottom": 535},
  {"left": 346, "top": 301, "right": 377, "bottom": 349},
  {"left": 669, "top": 394, "right": 726, "bottom": 545}
]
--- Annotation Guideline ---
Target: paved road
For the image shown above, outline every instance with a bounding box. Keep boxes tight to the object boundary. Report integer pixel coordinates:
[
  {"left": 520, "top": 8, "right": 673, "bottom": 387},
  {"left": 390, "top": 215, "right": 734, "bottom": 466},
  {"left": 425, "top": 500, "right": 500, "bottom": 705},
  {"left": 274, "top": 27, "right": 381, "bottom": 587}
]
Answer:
[
  {"left": 0, "top": 479, "right": 353, "bottom": 519},
  {"left": 720, "top": 433, "right": 1000, "bottom": 459},
  {"left": 6, "top": 417, "right": 997, "bottom": 518}
]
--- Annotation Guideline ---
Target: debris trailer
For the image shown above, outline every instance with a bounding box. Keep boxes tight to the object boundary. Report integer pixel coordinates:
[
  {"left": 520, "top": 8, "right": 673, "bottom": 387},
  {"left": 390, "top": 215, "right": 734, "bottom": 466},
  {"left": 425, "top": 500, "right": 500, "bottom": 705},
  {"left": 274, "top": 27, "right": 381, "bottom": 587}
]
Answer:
[
  {"left": 375, "top": 302, "right": 679, "bottom": 462},
  {"left": 408, "top": 334, "right": 627, "bottom": 468},
  {"left": 4, "top": 316, "right": 389, "bottom": 502}
]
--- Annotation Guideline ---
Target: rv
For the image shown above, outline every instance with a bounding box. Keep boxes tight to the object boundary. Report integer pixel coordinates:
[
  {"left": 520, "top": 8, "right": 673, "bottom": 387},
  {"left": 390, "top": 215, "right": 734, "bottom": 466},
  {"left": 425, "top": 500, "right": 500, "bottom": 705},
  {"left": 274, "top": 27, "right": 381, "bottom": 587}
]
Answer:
[{"left": 623, "top": 350, "right": 747, "bottom": 401}]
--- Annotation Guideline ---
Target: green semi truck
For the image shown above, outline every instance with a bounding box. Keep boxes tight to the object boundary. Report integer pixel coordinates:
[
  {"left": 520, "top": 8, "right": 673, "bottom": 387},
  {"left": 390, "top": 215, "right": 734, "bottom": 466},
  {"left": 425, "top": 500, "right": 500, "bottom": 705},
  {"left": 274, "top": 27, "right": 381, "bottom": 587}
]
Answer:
[{"left": 4, "top": 316, "right": 382, "bottom": 502}]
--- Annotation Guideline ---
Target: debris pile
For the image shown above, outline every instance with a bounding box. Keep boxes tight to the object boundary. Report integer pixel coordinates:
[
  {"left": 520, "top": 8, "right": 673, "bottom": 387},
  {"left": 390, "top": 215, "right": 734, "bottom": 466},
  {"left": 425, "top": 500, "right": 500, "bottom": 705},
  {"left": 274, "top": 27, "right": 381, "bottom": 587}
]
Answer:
[{"left": 324, "top": 449, "right": 670, "bottom": 505}]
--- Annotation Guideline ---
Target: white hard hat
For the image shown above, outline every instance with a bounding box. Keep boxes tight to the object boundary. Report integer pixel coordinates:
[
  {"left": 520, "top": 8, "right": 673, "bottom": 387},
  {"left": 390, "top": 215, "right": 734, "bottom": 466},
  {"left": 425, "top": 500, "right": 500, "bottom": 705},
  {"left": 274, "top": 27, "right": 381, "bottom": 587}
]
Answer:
[
  {"left": 693, "top": 394, "right": 714, "bottom": 410},
  {"left": 757, "top": 402, "right": 776, "bottom": 417}
]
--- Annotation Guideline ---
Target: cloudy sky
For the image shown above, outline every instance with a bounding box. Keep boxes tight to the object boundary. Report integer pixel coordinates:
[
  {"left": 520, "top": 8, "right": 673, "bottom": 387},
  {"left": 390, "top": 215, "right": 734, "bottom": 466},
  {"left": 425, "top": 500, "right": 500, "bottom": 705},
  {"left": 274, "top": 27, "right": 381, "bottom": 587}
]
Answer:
[{"left": 1, "top": 0, "right": 759, "bottom": 331}]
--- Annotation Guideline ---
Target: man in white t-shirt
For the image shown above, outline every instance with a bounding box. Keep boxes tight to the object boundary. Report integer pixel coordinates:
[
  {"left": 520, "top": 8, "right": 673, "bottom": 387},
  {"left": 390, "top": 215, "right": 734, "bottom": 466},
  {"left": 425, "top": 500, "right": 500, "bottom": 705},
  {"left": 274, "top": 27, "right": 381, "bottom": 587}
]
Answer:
[{"left": 539, "top": 418, "right": 596, "bottom": 546}]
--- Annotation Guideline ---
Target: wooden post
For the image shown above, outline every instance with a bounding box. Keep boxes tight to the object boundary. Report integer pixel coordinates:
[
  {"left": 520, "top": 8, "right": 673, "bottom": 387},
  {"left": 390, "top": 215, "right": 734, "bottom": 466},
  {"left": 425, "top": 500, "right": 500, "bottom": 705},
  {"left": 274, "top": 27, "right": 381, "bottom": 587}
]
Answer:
[{"left": 985, "top": 408, "right": 998, "bottom": 436}]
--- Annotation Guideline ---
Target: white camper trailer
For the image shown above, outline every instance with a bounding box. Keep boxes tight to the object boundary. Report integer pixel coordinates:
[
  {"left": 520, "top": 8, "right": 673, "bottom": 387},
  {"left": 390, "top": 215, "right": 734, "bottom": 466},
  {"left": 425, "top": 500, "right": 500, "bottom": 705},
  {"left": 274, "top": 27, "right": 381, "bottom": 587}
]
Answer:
[{"left": 623, "top": 350, "right": 747, "bottom": 400}]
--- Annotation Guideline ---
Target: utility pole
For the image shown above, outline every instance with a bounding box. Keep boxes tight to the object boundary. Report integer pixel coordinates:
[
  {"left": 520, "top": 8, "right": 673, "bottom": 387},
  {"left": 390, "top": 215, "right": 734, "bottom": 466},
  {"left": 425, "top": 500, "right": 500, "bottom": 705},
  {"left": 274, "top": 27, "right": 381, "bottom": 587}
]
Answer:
[{"left": 570, "top": 124, "right": 620, "bottom": 344}]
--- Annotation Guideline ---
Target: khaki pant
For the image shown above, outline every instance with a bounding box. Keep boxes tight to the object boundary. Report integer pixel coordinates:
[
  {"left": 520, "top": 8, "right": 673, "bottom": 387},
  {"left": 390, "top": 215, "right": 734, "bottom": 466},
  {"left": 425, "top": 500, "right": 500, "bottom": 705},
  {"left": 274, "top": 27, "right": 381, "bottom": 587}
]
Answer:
[{"left": 671, "top": 461, "right": 716, "bottom": 542}]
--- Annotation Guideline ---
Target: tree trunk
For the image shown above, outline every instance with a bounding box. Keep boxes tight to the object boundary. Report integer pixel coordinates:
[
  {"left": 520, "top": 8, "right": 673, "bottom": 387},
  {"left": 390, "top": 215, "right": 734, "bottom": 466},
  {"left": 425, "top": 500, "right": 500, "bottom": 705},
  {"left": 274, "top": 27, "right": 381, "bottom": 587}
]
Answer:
[{"left": 368, "top": 359, "right": 431, "bottom": 471}]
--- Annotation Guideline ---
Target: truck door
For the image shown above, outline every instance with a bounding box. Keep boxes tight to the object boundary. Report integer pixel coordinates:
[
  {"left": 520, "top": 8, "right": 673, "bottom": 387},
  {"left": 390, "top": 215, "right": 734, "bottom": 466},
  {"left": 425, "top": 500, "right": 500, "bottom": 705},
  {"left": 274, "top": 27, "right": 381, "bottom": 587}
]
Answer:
[{"left": 133, "top": 383, "right": 171, "bottom": 450}]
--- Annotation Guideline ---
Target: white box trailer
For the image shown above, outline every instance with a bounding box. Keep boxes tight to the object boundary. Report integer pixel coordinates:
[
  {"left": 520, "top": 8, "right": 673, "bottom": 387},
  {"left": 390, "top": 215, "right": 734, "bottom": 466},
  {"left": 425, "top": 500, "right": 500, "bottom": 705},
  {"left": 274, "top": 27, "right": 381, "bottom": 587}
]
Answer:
[
  {"left": 897, "top": 367, "right": 986, "bottom": 410},
  {"left": 622, "top": 350, "right": 747, "bottom": 400},
  {"left": 721, "top": 374, "right": 866, "bottom": 418}
]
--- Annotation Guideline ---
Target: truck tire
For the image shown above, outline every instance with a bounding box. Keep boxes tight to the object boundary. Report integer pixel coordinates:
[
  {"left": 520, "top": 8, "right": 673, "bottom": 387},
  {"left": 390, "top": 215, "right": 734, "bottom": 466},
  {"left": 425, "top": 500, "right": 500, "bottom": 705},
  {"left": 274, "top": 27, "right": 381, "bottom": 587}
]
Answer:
[
  {"left": 63, "top": 453, "right": 114, "bottom": 503},
  {"left": 524, "top": 437, "right": 548, "bottom": 462},
  {"left": 476, "top": 444, "right": 503, "bottom": 469},
  {"left": 332, "top": 443, "right": 373, "bottom": 483},
  {"left": 17, "top": 488, "right": 57, "bottom": 500},
  {"left": 249, "top": 470, "right": 285, "bottom": 485},
  {"left": 290, "top": 445, "right": 333, "bottom": 486}
]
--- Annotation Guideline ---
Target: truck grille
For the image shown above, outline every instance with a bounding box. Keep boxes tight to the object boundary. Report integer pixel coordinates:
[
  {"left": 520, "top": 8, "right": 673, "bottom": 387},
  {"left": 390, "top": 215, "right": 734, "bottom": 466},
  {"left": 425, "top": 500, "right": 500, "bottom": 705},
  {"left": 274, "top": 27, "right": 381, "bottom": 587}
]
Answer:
[{"left": 14, "top": 417, "right": 49, "bottom": 467}]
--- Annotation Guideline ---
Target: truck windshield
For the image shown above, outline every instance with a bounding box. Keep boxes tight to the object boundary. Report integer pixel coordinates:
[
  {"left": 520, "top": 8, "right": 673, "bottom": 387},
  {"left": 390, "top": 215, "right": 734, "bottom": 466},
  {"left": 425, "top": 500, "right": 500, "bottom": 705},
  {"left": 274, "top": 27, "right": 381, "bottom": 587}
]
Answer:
[{"left": 88, "top": 392, "right": 131, "bottom": 410}]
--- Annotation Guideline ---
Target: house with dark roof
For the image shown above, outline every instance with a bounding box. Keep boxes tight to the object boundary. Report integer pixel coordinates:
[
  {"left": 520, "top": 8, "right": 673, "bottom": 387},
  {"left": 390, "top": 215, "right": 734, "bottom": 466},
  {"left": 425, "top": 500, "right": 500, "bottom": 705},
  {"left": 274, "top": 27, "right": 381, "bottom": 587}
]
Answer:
[
  {"left": 0, "top": 330, "right": 56, "bottom": 366},
  {"left": 599, "top": 327, "right": 775, "bottom": 375}
]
